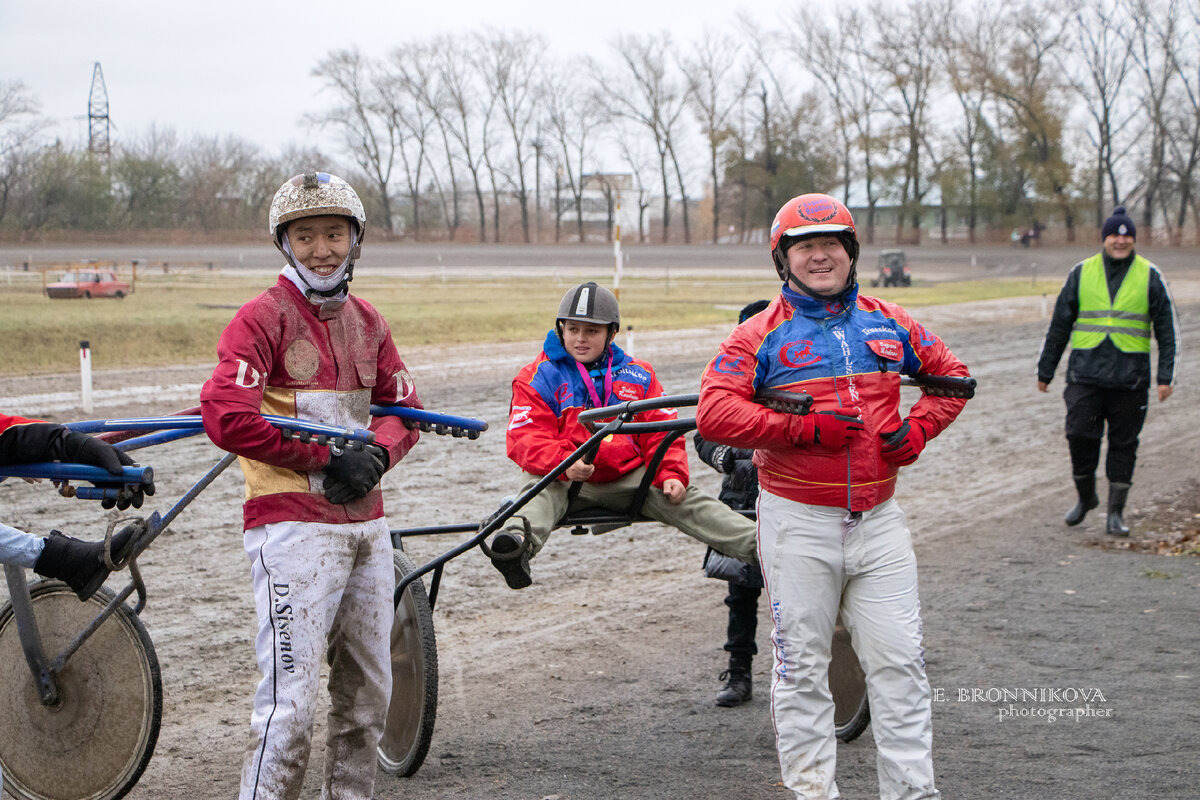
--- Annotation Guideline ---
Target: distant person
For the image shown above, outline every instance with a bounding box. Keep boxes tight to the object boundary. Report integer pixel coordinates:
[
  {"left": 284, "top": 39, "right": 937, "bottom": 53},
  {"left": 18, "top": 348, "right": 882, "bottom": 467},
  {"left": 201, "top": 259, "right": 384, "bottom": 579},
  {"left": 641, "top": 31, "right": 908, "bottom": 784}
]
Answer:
[
  {"left": 486, "top": 282, "right": 757, "bottom": 590},
  {"left": 697, "top": 193, "right": 970, "bottom": 799},
  {"left": 1037, "top": 206, "right": 1178, "bottom": 536},
  {"left": 0, "top": 413, "right": 145, "bottom": 600},
  {"left": 201, "top": 171, "right": 423, "bottom": 799},
  {"left": 692, "top": 298, "right": 768, "bottom": 707}
]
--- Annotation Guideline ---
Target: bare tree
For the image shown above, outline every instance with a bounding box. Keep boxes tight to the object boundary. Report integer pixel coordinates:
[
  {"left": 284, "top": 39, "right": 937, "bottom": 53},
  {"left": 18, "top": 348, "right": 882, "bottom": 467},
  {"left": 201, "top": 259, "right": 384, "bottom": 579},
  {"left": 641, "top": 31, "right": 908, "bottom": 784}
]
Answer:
[
  {"left": 1164, "top": 0, "right": 1200, "bottom": 243},
  {"left": 543, "top": 59, "right": 607, "bottom": 243},
  {"left": 310, "top": 49, "right": 401, "bottom": 235},
  {"left": 112, "top": 125, "right": 181, "bottom": 228},
  {"left": 478, "top": 93, "right": 506, "bottom": 243},
  {"left": 434, "top": 35, "right": 494, "bottom": 243},
  {"left": 683, "top": 29, "right": 752, "bottom": 243},
  {"left": 859, "top": 0, "right": 943, "bottom": 243},
  {"left": 986, "top": 4, "right": 1077, "bottom": 240},
  {"left": 600, "top": 32, "right": 693, "bottom": 243},
  {"left": 1127, "top": 0, "right": 1183, "bottom": 245},
  {"left": 615, "top": 128, "right": 656, "bottom": 243},
  {"left": 1065, "top": 0, "right": 1136, "bottom": 227},
  {"left": 178, "top": 134, "right": 262, "bottom": 230},
  {"left": 782, "top": 7, "right": 885, "bottom": 242},
  {"left": 376, "top": 61, "right": 432, "bottom": 241},
  {"left": 477, "top": 29, "right": 545, "bottom": 243},
  {"left": 939, "top": 1, "right": 1007, "bottom": 243},
  {"left": 393, "top": 39, "right": 462, "bottom": 241},
  {"left": 0, "top": 80, "right": 45, "bottom": 228}
]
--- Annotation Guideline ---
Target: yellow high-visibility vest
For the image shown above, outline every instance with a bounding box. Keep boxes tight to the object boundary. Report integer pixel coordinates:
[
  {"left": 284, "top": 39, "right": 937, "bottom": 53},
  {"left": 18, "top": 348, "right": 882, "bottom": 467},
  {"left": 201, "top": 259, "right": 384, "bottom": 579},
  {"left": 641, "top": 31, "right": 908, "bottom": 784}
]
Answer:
[{"left": 1071, "top": 254, "right": 1152, "bottom": 353}]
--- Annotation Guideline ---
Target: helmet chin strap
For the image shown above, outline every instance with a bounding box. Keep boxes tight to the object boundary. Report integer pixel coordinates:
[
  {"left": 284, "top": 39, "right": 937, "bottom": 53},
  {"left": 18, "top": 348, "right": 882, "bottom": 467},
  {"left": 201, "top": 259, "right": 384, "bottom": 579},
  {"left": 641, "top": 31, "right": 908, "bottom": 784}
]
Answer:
[
  {"left": 774, "top": 246, "right": 858, "bottom": 302},
  {"left": 280, "top": 230, "right": 357, "bottom": 299}
]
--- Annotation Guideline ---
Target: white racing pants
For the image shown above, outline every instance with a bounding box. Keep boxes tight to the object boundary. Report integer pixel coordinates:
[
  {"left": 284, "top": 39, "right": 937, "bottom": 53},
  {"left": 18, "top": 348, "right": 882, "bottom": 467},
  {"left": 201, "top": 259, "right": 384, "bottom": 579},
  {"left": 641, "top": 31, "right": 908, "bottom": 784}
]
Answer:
[
  {"left": 758, "top": 493, "right": 939, "bottom": 800},
  {"left": 241, "top": 518, "right": 394, "bottom": 800}
]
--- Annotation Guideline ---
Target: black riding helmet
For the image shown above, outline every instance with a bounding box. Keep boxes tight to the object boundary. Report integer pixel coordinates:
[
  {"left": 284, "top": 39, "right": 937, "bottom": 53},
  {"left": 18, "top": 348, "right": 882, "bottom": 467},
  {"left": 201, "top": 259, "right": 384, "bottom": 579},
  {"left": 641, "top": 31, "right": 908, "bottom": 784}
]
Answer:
[{"left": 555, "top": 282, "right": 621, "bottom": 348}]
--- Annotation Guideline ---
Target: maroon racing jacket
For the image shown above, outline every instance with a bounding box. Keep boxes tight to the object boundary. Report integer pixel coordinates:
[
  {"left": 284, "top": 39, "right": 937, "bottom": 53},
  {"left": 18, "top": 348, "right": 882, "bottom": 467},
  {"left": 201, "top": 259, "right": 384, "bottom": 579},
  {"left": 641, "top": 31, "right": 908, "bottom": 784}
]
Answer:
[{"left": 201, "top": 276, "right": 421, "bottom": 529}]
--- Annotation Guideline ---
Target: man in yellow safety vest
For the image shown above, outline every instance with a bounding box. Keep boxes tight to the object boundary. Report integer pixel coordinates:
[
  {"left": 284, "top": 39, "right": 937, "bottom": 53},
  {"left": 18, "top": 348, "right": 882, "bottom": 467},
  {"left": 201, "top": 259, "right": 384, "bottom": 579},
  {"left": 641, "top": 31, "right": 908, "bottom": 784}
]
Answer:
[{"left": 1037, "top": 206, "right": 1179, "bottom": 536}]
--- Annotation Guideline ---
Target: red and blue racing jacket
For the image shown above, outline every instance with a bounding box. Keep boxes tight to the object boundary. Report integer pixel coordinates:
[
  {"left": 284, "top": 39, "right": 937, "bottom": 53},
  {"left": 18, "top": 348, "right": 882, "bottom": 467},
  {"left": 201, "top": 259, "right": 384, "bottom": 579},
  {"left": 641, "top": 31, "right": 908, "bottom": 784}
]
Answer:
[
  {"left": 697, "top": 284, "right": 969, "bottom": 511},
  {"left": 507, "top": 331, "right": 688, "bottom": 487}
]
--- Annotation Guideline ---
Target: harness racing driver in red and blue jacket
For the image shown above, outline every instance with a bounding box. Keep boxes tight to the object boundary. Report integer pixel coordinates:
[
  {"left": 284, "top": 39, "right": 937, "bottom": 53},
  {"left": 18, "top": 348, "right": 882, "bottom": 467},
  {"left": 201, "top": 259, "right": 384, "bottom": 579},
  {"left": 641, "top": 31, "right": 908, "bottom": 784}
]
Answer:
[
  {"left": 697, "top": 193, "right": 970, "bottom": 800},
  {"left": 486, "top": 281, "right": 758, "bottom": 590}
]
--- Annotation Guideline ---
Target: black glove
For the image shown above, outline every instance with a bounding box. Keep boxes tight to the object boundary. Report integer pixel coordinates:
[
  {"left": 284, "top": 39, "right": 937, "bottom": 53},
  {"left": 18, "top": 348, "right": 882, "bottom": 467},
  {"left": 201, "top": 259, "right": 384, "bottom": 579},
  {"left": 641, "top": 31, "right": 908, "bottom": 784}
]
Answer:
[
  {"left": 323, "top": 445, "right": 386, "bottom": 505},
  {"left": 879, "top": 419, "right": 928, "bottom": 466},
  {"left": 60, "top": 430, "right": 155, "bottom": 510},
  {"left": 59, "top": 430, "right": 132, "bottom": 475},
  {"left": 0, "top": 423, "right": 153, "bottom": 510}
]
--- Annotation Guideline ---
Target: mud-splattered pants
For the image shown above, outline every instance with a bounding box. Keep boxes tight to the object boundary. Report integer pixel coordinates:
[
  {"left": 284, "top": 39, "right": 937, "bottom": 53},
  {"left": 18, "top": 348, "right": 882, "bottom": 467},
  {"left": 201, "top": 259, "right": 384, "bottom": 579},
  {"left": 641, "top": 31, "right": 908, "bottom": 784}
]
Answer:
[
  {"left": 240, "top": 518, "right": 393, "bottom": 800},
  {"left": 758, "top": 493, "right": 939, "bottom": 800}
]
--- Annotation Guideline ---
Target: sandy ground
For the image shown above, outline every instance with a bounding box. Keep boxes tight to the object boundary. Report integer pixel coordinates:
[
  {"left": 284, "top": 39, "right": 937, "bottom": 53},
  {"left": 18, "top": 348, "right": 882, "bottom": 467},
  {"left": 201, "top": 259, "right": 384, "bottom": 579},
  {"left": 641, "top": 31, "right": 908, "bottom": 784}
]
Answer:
[{"left": 2, "top": 245, "right": 1199, "bottom": 799}]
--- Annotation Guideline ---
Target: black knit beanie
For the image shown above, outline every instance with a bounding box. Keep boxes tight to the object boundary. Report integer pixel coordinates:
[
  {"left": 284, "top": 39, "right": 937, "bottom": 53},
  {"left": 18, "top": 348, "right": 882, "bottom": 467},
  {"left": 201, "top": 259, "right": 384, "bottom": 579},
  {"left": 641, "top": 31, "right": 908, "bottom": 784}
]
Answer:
[{"left": 1101, "top": 206, "right": 1136, "bottom": 240}]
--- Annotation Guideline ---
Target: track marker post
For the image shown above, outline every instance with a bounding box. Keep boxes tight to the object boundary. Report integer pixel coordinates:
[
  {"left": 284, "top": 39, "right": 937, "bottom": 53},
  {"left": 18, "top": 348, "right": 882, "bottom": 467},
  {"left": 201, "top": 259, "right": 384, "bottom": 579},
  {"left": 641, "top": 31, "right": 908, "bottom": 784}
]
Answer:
[{"left": 80, "top": 340, "right": 93, "bottom": 414}]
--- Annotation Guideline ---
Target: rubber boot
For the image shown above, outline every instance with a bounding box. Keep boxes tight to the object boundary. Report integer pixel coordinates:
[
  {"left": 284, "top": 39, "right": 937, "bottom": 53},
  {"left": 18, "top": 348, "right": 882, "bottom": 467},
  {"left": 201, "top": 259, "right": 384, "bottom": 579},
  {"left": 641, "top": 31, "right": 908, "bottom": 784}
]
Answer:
[
  {"left": 715, "top": 659, "right": 752, "bottom": 707},
  {"left": 1106, "top": 482, "right": 1131, "bottom": 537},
  {"left": 487, "top": 529, "right": 532, "bottom": 590},
  {"left": 33, "top": 525, "right": 137, "bottom": 601},
  {"left": 1064, "top": 473, "right": 1099, "bottom": 526}
]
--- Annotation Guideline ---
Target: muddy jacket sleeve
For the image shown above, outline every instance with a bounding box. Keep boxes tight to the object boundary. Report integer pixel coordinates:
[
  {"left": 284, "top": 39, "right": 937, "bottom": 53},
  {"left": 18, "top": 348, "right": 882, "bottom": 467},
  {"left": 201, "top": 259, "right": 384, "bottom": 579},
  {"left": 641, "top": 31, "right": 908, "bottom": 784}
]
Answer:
[
  {"left": 367, "top": 334, "right": 421, "bottom": 470},
  {"left": 200, "top": 304, "right": 330, "bottom": 472}
]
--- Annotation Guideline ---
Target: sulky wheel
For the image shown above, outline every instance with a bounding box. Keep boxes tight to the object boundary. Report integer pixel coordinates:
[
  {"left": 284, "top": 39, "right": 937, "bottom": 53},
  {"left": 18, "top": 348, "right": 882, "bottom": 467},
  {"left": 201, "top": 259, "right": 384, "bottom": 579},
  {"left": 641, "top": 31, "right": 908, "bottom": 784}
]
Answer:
[
  {"left": 830, "top": 615, "right": 870, "bottom": 744},
  {"left": 377, "top": 549, "right": 438, "bottom": 778},
  {"left": 0, "top": 581, "right": 161, "bottom": 800}
]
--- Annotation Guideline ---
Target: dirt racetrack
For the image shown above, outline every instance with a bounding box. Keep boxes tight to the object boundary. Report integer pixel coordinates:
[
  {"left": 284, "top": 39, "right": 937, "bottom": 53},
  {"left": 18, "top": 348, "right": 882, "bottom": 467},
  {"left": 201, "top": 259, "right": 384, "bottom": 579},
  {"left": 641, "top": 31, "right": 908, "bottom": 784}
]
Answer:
[{"left": 1, "top": 243, "right": 1198, "bottom": 799}]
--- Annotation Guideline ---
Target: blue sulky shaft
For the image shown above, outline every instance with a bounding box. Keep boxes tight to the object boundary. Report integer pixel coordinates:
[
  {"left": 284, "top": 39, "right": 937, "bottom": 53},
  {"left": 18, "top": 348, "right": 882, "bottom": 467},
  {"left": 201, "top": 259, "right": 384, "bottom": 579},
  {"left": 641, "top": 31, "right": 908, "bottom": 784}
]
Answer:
[
  {"left": 65, "top": 414, "right": 377, "bottom": 443},
  {"left": 0, "top": 463, "right": 152, "bottom": 485},
  {"left": 63, "top": 408, "right": 490, "bottom": 442},
  {"left": 60, "top": 404, "right": 488, "bottom": 459},
  {"left": 370, "top": 405, "right": 489, "bottom": 433}
]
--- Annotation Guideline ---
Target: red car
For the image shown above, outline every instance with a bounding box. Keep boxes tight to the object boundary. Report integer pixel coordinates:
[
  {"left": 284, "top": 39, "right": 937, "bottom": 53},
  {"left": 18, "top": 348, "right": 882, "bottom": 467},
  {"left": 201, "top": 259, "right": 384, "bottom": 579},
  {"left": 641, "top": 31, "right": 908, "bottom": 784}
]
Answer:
[{"left": 45, "top": 268, "right": 131, "bottom": 299}]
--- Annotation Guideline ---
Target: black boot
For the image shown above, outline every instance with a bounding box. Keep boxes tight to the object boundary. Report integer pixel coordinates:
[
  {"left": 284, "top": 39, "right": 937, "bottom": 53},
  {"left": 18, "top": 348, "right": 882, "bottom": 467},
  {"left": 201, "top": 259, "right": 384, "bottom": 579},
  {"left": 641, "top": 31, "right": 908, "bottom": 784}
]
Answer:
[
  {"left": 487, "top": 529, "right": 532, "bottom": 590},
  {"left": 1106, "top": 482, "right": 1131, "bottom": 537},
  {"left": 33, "top": 525, "right": 138, "bottom": 601},
  {"left": 715, "top": 663, "right": 752, "bottom": 707},
  {"left": 1064, "top": 473, "right": 1099, "bottom": 526}
]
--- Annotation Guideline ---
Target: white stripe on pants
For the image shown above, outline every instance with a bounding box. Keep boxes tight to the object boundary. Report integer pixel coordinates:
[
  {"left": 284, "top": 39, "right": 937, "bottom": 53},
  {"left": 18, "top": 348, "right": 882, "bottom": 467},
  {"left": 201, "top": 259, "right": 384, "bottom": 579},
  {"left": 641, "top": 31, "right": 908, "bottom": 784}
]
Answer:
[
  {"left": 758, "top": 492, "right": 939, "bottom": 800},
  {"left": 240, "top": 518, "right": 394, "bottom": 800}
]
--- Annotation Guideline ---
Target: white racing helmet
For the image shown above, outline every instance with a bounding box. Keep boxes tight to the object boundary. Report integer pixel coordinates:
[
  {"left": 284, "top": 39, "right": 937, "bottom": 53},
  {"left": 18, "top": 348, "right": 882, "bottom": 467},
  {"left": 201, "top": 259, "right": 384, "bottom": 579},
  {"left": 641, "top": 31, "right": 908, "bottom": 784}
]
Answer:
[{"left": 268, "top": 172, "right": 366, "bottom": 296}]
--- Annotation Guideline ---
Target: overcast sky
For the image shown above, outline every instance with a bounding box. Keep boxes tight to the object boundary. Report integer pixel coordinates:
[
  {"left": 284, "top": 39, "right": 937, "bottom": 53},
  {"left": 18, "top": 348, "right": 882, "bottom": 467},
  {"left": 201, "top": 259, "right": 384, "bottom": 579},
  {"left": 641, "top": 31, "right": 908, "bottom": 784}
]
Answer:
[{"left": 1, "top": 0, "right": 749, "bottom": 157}]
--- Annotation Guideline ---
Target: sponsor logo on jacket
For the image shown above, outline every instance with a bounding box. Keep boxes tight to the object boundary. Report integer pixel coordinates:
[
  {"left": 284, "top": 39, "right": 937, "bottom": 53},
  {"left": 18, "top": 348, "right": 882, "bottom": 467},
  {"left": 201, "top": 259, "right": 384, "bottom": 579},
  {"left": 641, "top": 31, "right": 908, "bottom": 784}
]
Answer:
[
  {"left": 866, "top": 338, "right": 903, "bottom": 361},
  {"left": 509, "top": 405, "right": 533, "bottom": 430},
  {"left": 713, "top": 354, "right": 745, "bottom": 375},
  {"left": 617, "top": 364, "right": 650, "bottom": 383},
  {"left": 234, "top": 359, "right": 264, "bottom": 389},
  {"left": 615, "top": 384, "right": 642, "bottom": 401},
  {"left": 779, "top": 340, "right": 821, "bottom": 369}
]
